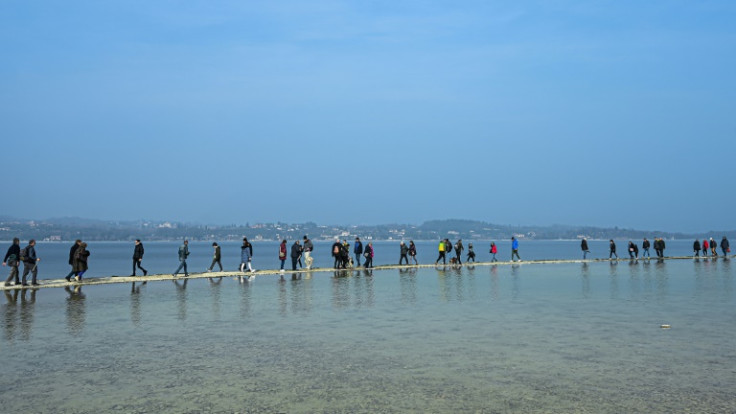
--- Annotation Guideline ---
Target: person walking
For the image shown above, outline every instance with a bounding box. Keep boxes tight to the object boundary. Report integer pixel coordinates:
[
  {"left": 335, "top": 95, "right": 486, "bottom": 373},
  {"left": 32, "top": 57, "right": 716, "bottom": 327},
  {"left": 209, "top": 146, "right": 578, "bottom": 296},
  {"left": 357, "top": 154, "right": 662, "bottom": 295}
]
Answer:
[
  {"left": 399, "top": 242, "right": 409, "bottom": 265},
  {"left": 511, "top": 237, "right": 521, "bottom": 262},
  {"left": 609, "top": 240, "right": 618, "bottom": 259},
  {"left": 207, "top": 242, "right": 223, "bottom": 272},
  {"left": 3, "top": 238, "right": 21, "bottom": 286},
  {"left": 659, "top": 238, "right": 666, "bottom": 257},
  {"left": 173, "top": 240, "right": 190, "bottom": 277},
  {"left": 467, "top": 242, "right": 476, "bottom": 263},
  {"left": 693, "top": 239, "right": 701, "bottom": 257},
  {"left": 454, "top": 239, "right": 464, "bottom": 265},
  {"left": 132, "top": 239, "right": 148, "bottom": 276},
  {"left": 581, "top": 238, "right": 590, "bottom": 259},
  {"left": 409, "top": 240, "right": 418, "bottom": 265},
  {"left": 290, "top": 240, "right": 302, "bottom": 271},
  {"left": 73, "top": 242, "right": 90, "bottom": 281},
  {"left": 364, "top": 242, "right": 374, "bottom": 268},
  {"left": 240, "top": 238, "right": 254, "bottom": 272},
  {"left": 303, "top": 236, "right": 314, "bottom": 270},
  {"left": 702, "top": 239, "right": 709, "bottom": 257},
  {"left": 331, "top": 238, "right": 343, "bottom": 269},
  {"left": 642, "top": 238, "right": 651, "bottom": 258},
  {"left": 435, "top": 239, "right": 446, "bottom": 265},
  {"left": 279, "top": 239, "right": 287, "bottom": 271},
  {"left": 490, "top": 242, "right": 498, "bottom": 262},
  {"left": 628, "top": 241, "right": 636, "bottom": 259},
  {"left": 20, "top": 239, "right": 40, "bottom": 286},
  {"left": 721, "top": 236, "right": 730, "bottom": 257},
  {"left": 354, "top": 237, "right": 363, "bottom": 267},
  {"left": 710, "top": 238, "right": 717, "bottom": 257}
]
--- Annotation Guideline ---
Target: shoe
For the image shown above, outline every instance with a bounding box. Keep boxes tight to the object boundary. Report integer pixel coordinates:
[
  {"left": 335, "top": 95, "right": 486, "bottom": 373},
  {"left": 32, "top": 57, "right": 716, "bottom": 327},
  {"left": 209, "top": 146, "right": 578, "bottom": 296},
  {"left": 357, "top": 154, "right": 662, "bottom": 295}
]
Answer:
[
  {"left": 65, "top": 276, "right": 71, "bottom": 282},
  {"left": 21, "top": 283, "right": 29, "bottom": 287},
  {"left": 129, "top": 275, "right": 135, "bottom": 277},
  {"left": 31, "top": 282, "right": 39, "bottom": 286},
  {"left": 143, "top": 270, "right": 148, "bottom": 276},
  {"left": 3, "top": 282, "right": 9, "bottom": 287}
]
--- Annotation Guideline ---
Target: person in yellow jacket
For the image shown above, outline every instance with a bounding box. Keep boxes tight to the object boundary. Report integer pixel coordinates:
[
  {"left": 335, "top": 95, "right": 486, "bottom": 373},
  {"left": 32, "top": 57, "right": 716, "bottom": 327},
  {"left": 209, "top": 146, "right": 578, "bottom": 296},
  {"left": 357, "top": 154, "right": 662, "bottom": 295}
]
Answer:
[{"left": 435, "top": 239, "right": 447, "bottom": 265}]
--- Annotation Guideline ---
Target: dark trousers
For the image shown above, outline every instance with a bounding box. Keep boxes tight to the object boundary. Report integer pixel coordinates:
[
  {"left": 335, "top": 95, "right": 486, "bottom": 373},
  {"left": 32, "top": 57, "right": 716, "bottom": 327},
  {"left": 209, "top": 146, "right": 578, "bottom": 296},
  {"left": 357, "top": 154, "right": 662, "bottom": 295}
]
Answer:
[
  {"left": 364, "top": 256, "right": 373, "bottom": 268},
  {"left": 455, "top": 251, "right": 462, "bottom": 264},
  {"left": 174, "top": 259, "right": 188, "bottom": 276},
  {"left": 21, "top": 262, "right": 37, "bottom": 284},
  {"left": 208, "top": 258, "right": 223, "bottom": 271},
  {"left": 334, "top": 256, "right": 341, "bottom": 268},
  {"left": 355, "top": 253, "right": 361, "bottom": 266},
  {"left": 291, "top": 257, "right": 298, "bottom": 270},
  {"left": 436, "top": 251, "right": 446, "bottom": 264},
  {"left": 399, "top": 254, "right": 408, "bottom": 265},
  {"left": 280, "top": 259, "right": 286, "bottom": 270},
  {"left": 133, "top": 259, "right": 147, "bottom": 275}
]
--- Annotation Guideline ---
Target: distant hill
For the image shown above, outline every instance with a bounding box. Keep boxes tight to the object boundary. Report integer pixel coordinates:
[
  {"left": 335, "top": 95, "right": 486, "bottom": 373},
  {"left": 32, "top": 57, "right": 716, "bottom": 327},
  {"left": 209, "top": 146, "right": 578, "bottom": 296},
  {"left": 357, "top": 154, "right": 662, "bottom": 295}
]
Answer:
[{"left": 0, "top": 217, "right": 732, "bottom": 242}]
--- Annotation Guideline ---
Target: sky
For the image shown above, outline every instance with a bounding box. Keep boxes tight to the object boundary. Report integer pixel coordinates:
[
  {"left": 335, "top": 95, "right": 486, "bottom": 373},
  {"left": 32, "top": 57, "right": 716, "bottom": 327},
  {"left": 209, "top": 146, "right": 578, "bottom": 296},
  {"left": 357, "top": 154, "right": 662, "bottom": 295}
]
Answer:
[{"left": 1, "top": 1, "right": 734, "bottom": 233}]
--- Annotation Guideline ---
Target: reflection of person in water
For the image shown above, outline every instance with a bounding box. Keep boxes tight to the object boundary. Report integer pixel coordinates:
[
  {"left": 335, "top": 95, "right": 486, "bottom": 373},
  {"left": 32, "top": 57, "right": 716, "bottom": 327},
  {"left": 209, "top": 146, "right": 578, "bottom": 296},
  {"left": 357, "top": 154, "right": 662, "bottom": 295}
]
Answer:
[
  {"left": 173, "top": 279, "right": 188, "bottom": 320},
  {"left": 3, "top": 290, "right": 19, "bottom": 341},
  {"left": 65, "top": 286, "right": 86, "bottom": 336},
  {"left": 19, "top": 288, "right": 36, "bottom": 341}
]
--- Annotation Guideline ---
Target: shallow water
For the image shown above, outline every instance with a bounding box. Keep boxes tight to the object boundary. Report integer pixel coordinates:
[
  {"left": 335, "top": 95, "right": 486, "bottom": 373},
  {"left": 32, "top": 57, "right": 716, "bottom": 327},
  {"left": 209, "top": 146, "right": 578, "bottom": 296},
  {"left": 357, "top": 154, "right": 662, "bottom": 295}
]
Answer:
[{"left": 1, "top": 259, "right": 734, "bottom": 413}]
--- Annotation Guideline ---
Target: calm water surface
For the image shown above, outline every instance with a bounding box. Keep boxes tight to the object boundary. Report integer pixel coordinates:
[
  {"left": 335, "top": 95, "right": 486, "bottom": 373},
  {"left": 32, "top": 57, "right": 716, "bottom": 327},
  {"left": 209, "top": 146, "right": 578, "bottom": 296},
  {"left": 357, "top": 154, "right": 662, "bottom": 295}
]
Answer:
[{"left": 1, "top": 258, "right": 734, "bottom": 413}]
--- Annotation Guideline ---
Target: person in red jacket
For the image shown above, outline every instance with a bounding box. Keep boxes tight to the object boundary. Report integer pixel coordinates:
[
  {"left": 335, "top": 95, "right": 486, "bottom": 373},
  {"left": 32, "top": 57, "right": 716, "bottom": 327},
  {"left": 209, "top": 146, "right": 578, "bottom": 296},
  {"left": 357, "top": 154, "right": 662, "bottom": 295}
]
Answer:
[
  {"left": 702, "top": 239, "right": 709, "bottom": 257},
  {"left": 279, "top": 240, "right": 287, "bottom": 272}
]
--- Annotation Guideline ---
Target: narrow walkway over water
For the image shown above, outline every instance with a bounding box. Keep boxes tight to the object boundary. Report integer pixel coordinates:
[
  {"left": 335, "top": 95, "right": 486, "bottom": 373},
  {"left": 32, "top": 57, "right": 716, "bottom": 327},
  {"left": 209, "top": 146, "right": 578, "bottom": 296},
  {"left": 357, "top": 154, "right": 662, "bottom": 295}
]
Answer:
[{"left": 1, "top": 255, "right": 729, "bottom": 291}]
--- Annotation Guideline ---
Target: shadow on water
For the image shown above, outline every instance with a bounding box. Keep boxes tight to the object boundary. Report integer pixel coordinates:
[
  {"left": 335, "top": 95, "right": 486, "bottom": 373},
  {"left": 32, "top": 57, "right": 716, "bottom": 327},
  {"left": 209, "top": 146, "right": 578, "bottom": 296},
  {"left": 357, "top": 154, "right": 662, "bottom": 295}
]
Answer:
[
  {"left": 65, "top": 286, "right": 85, "bottom": 336},
  {"left": 3, "top": 289, "right": 36, "bottom": 342}
]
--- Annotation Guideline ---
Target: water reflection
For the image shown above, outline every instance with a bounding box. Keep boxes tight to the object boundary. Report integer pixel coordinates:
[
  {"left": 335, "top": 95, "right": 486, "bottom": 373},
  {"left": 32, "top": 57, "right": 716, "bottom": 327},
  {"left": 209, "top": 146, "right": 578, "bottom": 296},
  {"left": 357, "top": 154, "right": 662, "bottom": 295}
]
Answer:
[
  {"left": 65, "top": 286, "right": 85, "bottom": 336},
  {"left": 437, "top": 265, "right": 476, "bottom": 302},
  {"left": 3, "top": 289, "right": 36, "bottom": 341},
  {"left": 208, "top": 277, "right": 222, "bottom": 320},
  {"left": 580, "top": 263, "right": 590, "bottom": 299},
  {"left": 173, "top": 279, "right": 188, "bottom": 320},
  {"left": 399, "top": 268, "right": 417, "bottom": 304},
  {"left": 130, "top": 282, "right": 146, "bottom": 327},
  {"left": 489, "top": 265, "right": 499, "bottom": 301}
]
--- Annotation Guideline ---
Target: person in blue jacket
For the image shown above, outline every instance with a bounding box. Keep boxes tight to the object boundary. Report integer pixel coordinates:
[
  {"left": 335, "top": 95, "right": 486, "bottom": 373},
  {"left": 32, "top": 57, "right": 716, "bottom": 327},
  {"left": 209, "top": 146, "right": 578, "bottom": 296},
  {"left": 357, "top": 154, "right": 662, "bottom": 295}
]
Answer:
[
  {"left": 511, "top": 237, "right": 521, "bottom": 262},
  {"left": 354, "top": 237, "right": 363, "bottom": 267}
]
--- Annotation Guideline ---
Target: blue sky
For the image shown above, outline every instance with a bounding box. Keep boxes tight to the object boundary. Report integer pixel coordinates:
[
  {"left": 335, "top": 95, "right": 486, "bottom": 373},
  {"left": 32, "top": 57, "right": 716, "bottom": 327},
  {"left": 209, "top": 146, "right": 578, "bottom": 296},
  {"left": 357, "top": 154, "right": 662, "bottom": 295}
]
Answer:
[{"left": 1, "top": 1, "right": 734, "bottom": 232}]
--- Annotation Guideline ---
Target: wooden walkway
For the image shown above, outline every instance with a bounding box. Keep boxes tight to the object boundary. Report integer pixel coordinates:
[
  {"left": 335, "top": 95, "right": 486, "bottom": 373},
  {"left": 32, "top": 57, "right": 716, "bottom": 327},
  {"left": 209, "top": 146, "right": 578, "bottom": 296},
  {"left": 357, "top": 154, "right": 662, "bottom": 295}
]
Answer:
[{"left": 0, "top": 255, "right": 729, "bottom": 291}]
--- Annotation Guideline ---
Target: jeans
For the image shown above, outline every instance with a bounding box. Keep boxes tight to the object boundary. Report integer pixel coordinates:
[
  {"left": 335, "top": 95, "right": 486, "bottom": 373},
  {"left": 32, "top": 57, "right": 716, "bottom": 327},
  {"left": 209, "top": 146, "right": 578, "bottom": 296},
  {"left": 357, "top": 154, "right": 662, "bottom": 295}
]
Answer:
[
  {"left": 583, "top": 250, "right": 589, "bottom": 259},
  {"left": 208, "top": 258, "right": 223, "bottom": 271},
  {"left": 21, "top": 262, "right": 37, "bottom": 284},
  {"left": 642, "top": 248, "right": 650, "bottom": 257},
  {"left": 280, "top": 259, "right": 285, "bottom": 270},
  {"left": 174, "top": 259, "right": 188, "bottom": 276},
  {"left": 291, "top": 257, "right": 298, "bottom": 270},
  {"left": 133, "top": 259, "right": 147, "bottom": 275},
  {"left": 491, "top": 253, "right": 497, "bottom": 262},
  {"left": 512, "top": 250, "right": 521, "bottom": 261},
  {"left": 455, "top": 252, "right": 462, "bottom": 265},
  {"left": 355, "top": 253, "right": 361, "bottom": 266},
  {"left": 364, "top": 256, "right": 373, "bottom": 268},
  {"left": 609, "top": 251, "right": 617, "bottom": 259}
]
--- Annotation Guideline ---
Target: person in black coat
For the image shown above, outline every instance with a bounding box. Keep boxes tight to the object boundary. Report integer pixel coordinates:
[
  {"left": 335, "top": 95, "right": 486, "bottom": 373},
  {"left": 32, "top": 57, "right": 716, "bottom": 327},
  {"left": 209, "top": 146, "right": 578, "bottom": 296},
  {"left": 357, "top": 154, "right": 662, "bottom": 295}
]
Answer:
[
  {"left": 581, "top": 238, "right": 590, "bottom": 259},
  {"left": 721, "top": 237, "right": 730, "bottom": 257},
  {"left": 290, "top": 241, "right": 302, "bottom": 271},
  {"left": 132, "top": 239, "right": 148, "bottom": 276},
  {"left": 693, "top": 239, "right": 701, "bottom": 257},
  {"left": 3, "top": 238, "right": 21, "bottom": 286},
  {"left": 65, "top": 240, "right": 82, "bottom": 281},
  {"left": 609, "top": 240, "right": 617, "bottom": 259}
]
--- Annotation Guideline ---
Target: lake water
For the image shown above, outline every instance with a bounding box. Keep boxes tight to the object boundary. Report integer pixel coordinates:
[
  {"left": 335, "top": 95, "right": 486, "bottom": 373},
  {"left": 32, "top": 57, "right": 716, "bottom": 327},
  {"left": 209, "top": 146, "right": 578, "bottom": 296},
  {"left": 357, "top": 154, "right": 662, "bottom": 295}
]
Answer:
[{"left": 1, "top": 245, "right": 735, "bottom": 413}]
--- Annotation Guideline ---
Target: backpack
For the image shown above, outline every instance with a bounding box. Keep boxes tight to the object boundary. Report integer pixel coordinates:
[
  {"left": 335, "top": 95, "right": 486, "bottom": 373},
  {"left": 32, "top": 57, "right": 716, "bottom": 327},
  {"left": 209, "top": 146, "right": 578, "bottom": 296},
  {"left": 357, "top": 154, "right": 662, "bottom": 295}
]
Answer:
[
  {"left": 20, "top": 247, "right": 29, "bottom": 262},
  {"left": 333, "top": 245, "right": 339, "bottom": 255},
  {"left": 6, "top": 254, "right": 17, "bottom": 267}
]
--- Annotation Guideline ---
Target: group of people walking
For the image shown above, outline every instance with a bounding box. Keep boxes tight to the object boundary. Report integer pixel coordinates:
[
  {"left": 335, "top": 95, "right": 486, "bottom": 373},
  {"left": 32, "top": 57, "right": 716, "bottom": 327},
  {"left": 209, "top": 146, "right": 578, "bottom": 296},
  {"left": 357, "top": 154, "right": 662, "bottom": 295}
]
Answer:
[
  {"left": 581, "top": 236, "right": 730, "bottom": 260},
  {"left": 693, "top": 237, "right": 730, "bottom": 257},
  {"left": 3, "top": 235, "right": 733, "bottom": 286}
]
